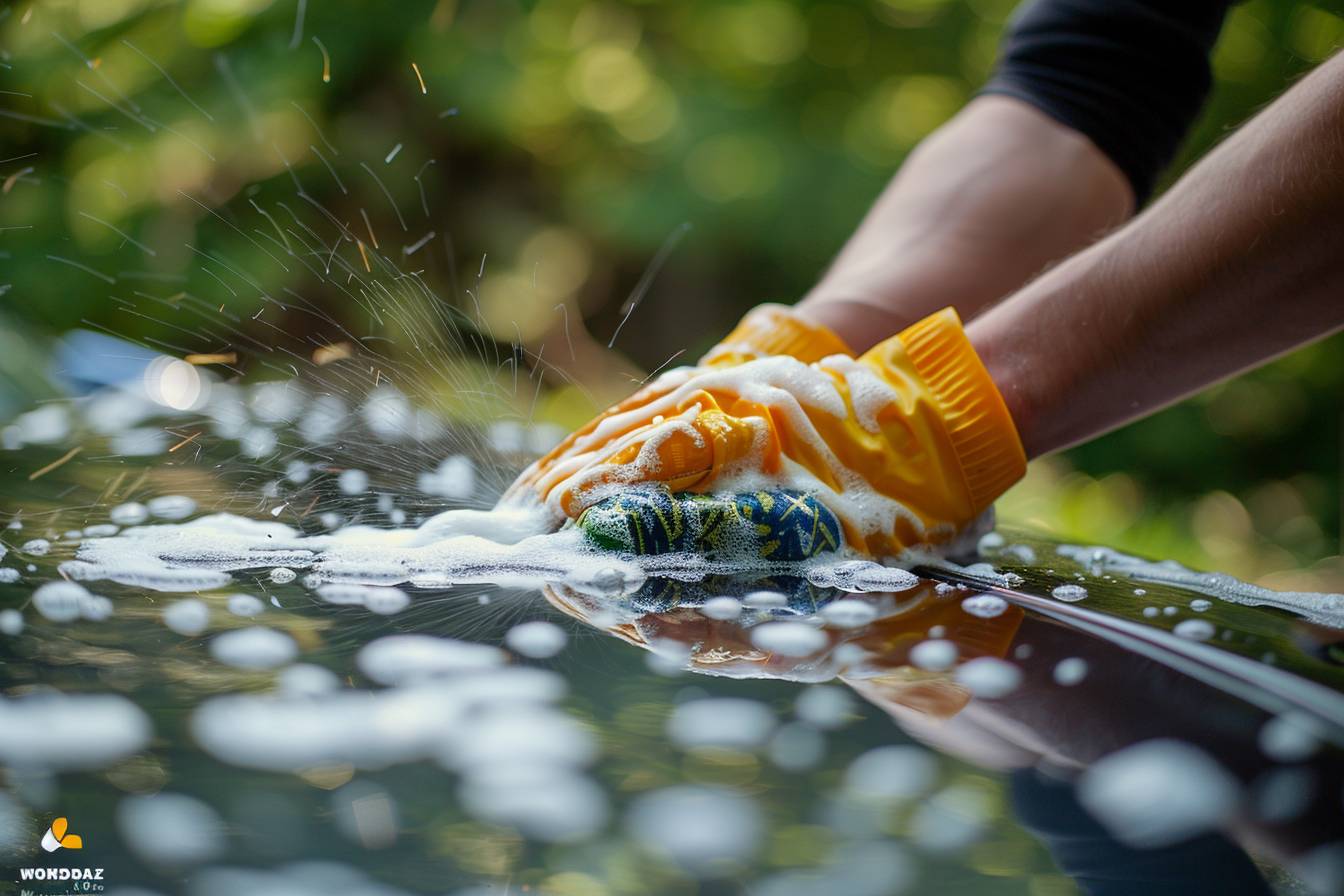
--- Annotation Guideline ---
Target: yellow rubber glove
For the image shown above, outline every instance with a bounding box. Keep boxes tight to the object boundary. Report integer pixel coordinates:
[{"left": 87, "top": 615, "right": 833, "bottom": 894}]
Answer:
[{"left": 502, "top": 304, "right": 1027, "bottom": 556}]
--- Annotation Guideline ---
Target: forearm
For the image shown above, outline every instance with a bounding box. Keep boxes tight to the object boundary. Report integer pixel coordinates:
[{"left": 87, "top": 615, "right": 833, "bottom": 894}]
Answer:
[
  {"left": 797, "top": 95, "right": 1132, "bottom": 351},
  {"left": 972, "top": 52, "right": 1344, "bottom": 458}
]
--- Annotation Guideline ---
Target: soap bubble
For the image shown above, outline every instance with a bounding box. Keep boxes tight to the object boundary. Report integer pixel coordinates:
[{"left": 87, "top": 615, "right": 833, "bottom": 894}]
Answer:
[
  {"left": 908, "top": 639, "right": 957, "bottom": 672},
  {"left": 700, "top": 596, "right": 743, "bottom": 620},
  {"left": 1053, "top": 657, "right": 1089, "bottom": 686},
  {"left": 418, "top": 455, "right": 476, "bottom": 500},
  {"left": 460, "top": 767, "right": 607, "bottom": 843},
  {"left": 955, "top": 658, "right": 1022, "bottom": 699},
  {"left": 1051, "top": 584, "right": 1088, "bottom": 602},
  {"left": 117, "top": 792, "right": 225, "bottom": 866},
  {"left": 227, "top": 594, "right": 265, "bottom": 617},
  {"left": 0, "top": 692, "right": 151, "bottom": 769},
  {"left": 742, "top": 590, "right": 787, "bottom": 608},
  {"left": 505, "top": 620, "right": 568, "bottom": 659},
  {"left": 163, "top": 599, "right": 210, "bottom": 636},
  {"left": 13, "top": 404, "right": 71, "bottom": 445},
  {"left": 1077, "top": 739, "right": 1240, "bottom": 848},
  {"left": 32, "top": 581, "right": 110, "bottom": 622},
  {"left": 277, "top": 664, "right": 342, "bottom": 697},
  {"left": 794, "top": 686, "right": 853, "bottom": 730},
  {"left": 749, "top": 621, "right": 827, "bottom": 657},
  {"left": 0, "top": 609, "right": 22, "bottom": 635},
  {"left": 318, "top": 584, "right": 410, "bottom": 615},
  {"left": 807, "top": 561, "right": 919, "bottom": 593},
  {"left": 1259, "top": 712, "right": 1321, "bottom": 762},
  {"left": 820, "top": 599, "right": 878, "bottom": 629},
  {"left": 110, "top": 502, "right": 150, "bottom": 525},
  {"left": 338, "top": 469, "right": 369, "bottom": 495},
  {"left": 1174, "top": 619, "right": 1215, "bottom": 641},
  {"left": 960, "top": 594, "right": 1008, "bottom": 619},
  {"left": 626, "top": 786, "right": 762, "bottom": 876},
  {"left": 843, "top": 746, "right": 937, "bottom": 802},
  {"left": 357, "top": 634, "right": 505, "bottom": 685},
  {"left": 210, "top": 627, "right": 298, "bottom": 670},
  {"left": 111, "top": 427, "right": 170, "bottom": 456},
  {"left": 443, "top": 705, "right": 598, "bottom": 771},
  {"left": 667, "top": 698, "right": 777, "bottom": 751},
  {"left": 147, "top": 495, "right": 197, "bottom": 520}
]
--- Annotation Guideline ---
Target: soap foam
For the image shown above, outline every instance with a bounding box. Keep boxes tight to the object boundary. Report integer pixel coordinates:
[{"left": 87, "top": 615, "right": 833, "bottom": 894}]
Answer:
[
  {"left": 67, "top": 496, "right": 936, "bottom": 599},
  {"left": 1057, "top": 544, "right": 1344, "bottom": 628}
]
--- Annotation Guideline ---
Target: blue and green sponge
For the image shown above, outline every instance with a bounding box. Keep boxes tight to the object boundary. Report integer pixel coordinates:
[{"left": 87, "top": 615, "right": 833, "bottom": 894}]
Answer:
[{"left": 576, "top": 488, "right": 843, "bottom": 562}]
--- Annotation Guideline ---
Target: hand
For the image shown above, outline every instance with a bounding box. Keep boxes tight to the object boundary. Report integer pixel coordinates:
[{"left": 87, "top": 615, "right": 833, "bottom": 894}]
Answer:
[{"left": 503, "top": 305, "right": 1026, "bottom": 557}]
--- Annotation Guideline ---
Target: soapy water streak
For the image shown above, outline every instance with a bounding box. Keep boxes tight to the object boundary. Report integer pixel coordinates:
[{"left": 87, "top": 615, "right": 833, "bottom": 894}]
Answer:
[
  {"left": 61, "top": 505, "right": 924, "bottom": 603},
  {"left": 1057, "top": 544, "right": 1344, "bottom": 629}
]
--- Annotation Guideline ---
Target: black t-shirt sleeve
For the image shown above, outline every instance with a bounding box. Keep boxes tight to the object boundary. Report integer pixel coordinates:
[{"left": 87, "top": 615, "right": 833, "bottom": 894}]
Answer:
[{"left": 981, "top": 0, "right": 1234, "bottom": 202}]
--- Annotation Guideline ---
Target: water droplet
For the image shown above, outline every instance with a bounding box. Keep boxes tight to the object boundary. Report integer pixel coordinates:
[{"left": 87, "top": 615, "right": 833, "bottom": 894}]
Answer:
[
  {"left": 1051, "top": 584, "right": 1087, "bottom": 602},
  {"left": 1173, "top": 618, "right": 1215, "bottom": 641},
  {"left": 909, "top": 639, "right": 957, "bottom": 672},
  {"left": 749, "top": 621, "right": 827, "bottom": 657},
  {"left": 1053, "top": 657, "right": 1088, "bottom": 686},
  {"left": 505, "top": 620, "right": 568, "bottom": 659},
  {"left": 820, "top": 598, "right": 877, "bottom": 629},
  {"left": 954, "top": 657, "right": 1022, "bottom": 698},
  {"left": 699, "top": 596, "right": 742, "bottom": 621},
  {"left": 960, "top": 594, "right": 1008, "bottom": 619}
]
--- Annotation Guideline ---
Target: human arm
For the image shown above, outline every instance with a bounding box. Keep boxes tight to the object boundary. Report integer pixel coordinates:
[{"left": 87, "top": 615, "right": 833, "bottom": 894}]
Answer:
[
  {"left": 970, "top": 50, "right": 1344, "bottom": 457},
  {"left": 797, "top": 0, "right": 1232, "bottom": 351},
  {"left": 796, "top": 96, "right": 1132, "bottom": 351}
]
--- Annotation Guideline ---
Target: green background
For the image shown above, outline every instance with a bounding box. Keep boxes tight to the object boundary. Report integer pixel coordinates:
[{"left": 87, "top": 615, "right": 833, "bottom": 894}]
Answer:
[{"left": 1, "top": 0, "right": 1341, "bottom": 591}]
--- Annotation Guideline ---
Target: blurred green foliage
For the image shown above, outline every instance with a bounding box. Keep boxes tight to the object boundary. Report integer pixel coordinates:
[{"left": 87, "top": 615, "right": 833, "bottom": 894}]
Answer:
[{"left": 1, "top": 0, "right": 1341, "bottom": 588}]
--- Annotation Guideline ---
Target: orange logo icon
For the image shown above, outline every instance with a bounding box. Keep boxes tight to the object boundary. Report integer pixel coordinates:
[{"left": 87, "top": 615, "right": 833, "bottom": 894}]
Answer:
[{"left": 40, "top": 817, "right": 83, "bottom": 852}]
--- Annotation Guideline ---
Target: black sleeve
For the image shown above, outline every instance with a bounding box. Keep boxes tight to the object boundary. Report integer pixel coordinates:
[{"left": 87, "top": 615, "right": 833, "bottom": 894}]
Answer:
[{"left": 982, "top": 0, "right": 1234, "bottom": 203}]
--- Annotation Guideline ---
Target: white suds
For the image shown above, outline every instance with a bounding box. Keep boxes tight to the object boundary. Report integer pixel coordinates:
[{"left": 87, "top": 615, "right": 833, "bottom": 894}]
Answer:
[{"left": 1058, "top": 544, "right": 1344, "bottom": 627}]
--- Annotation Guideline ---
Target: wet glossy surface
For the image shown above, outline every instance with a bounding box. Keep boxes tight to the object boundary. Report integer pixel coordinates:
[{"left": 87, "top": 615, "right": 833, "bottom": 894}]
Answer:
[{"left": 2, "top": 385, "right": 1343, "bottom": 895}]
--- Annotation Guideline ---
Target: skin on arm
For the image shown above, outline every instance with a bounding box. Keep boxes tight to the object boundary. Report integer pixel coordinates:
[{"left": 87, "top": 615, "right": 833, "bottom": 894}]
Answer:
[
  {"left": 796, "top": 95, "right": 1134, "bottom": 352},
  {"left": 971, "top": 51, "right": 1344, "bottom": 458}
]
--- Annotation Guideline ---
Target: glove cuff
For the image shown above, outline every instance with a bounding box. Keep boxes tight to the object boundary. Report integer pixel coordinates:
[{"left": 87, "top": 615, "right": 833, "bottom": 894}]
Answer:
[
  {"left": 897, "top": 308, "right": 1027, "bottom": 512},
  {"left": 702, "top": 303, "right": 853, "bottom": 366}
]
